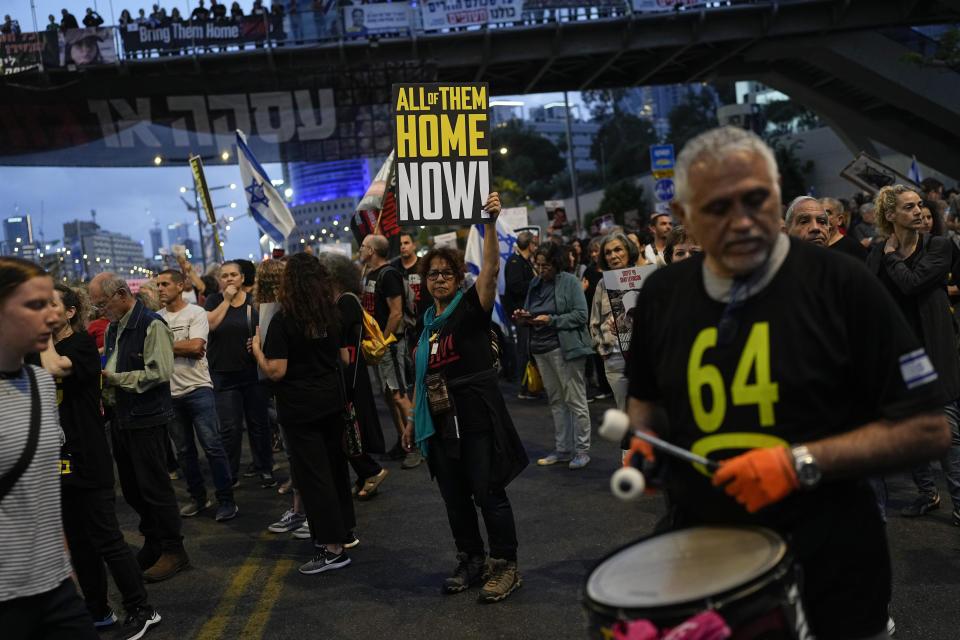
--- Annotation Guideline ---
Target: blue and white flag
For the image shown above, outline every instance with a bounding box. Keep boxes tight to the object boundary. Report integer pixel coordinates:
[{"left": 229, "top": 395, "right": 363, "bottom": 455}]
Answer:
[
  {"left": 464, "top": 219, "right": 518, "bottom": 332},
  {"left": 236, "top": 130, "right": 296, "bottom": 244},
  {"left": 909, "top": 155, "right": 923, "bottom": 184}
]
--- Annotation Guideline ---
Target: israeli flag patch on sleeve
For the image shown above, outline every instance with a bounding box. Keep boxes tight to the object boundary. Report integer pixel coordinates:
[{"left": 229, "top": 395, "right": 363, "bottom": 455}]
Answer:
[{"left": 899, "top": 349, "right": 938, "bottom": 389}]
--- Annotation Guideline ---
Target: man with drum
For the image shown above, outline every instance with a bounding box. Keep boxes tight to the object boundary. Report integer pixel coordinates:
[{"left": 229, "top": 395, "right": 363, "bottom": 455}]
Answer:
[{"left": 624, "top": 126, "right": 949, "bottom": 639}]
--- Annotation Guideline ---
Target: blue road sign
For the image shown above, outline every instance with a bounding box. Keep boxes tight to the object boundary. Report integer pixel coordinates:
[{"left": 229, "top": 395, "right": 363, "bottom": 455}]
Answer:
[
  {"left": 654, "top": 178, "right": 675, "bottom": 202},
  {"left": 650, "top": 144, "right": 675, "bottom": 171}
]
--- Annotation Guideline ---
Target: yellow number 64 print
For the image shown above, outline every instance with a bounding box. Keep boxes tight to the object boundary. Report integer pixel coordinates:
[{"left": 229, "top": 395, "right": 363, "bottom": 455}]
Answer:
[{"left": 687, "top": 322, "right": 779, "bottom": 433}]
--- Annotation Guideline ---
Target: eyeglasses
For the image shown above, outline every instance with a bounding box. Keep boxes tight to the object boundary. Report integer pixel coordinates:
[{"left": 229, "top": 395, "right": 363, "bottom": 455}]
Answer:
[
  {"left": 426, "top": 269, "right": 456, "bottom": 281},
  {"left": 91, "top": 290, "right": 120, "bottom": 311}
]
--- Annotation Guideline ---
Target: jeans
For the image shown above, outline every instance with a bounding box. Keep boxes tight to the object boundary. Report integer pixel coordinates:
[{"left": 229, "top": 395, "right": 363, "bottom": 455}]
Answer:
[
  {"left": 213, "top": 372, "right": 274, "bottom": 478},
  {"left": 111, "top": 424, "right": 184, "bottom": 553},
  {"left": 168, "top": 387, "right": 235, "bottom": 505},
  {"left": 603, "top": 351, "right": 629, "bottom": 411},
  {"left": 533, "top": 348, "right": 591, "bottom": 454},
  {"left": 283, "top": 412, "right": 355, "bottom": 545},
  {"left": 910, "top": 398, "right": 960, "bottom": 507},
  {"left": 429, "top": 430, "right": 519, "bottom": 561},
  {"left": 61, "top": 485, "right": 149, "bottom": 617},
  {"left": 0, "top": 578, "right": 98, "bottom": 640}
]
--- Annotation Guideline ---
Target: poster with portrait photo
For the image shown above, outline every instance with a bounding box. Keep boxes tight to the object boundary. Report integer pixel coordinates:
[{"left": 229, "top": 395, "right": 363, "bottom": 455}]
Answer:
[
  {"left": 840, "top": 152, "right": 919, "bottom": 195},
  {"left": 602, "top": 264, "right": 658, "bottom": 355},
  {"left": 59, "top": 27, "right": 117, "bottom": 67}
]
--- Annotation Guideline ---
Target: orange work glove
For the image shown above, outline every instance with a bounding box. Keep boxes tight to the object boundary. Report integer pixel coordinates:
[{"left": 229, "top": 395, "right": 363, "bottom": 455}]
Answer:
[
  {"left": 711, "top": 446, "right": 799, "bottom": 513},
  {"left": 624, "top": 431, "right": 657, "bottom": 466}
]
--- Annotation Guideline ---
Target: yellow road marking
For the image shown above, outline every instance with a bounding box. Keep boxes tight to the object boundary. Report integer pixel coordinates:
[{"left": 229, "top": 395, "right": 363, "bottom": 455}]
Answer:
[
  {"left": 239, "top": 557, "right": 294, "bottom": 640},
  {"left": 195, "top": 534, "right": 269, "bottom": 640}
]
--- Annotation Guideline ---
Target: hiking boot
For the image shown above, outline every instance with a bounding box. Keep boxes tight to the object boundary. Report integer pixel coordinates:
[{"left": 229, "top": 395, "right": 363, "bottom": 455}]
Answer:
[
  {"left": 901, "top": 489, "right": 941, "bottom": 517},
  {"left": 537, "top": 452, "right": 572, "bottom": 466},
  {"left": 136, "top": 543, "right": 161, "bottom": 571},
  {"left": 442, "top": 552, "right": 487, "bottom": 594},
  {"left": 568, "top": 453, "right": 591, "bottom": 470},
  {"left": 292, "top": 521, "right": 311, "bottom": 540},
  {"left": 298, "top": 546, "right": 351, "bottom": 575},
  {"left": 179, "top": 497, "right": 212, "bottom": 518},
  {"left": 142, "top": 551, "right": 189, "bottom": 583},
  {"left": 478, "top": 558, "right": 522, "bottom": 603},
  {"left": 401, "top": 450, "right": 423, "bottom": 470},
  {"left": 215, "top": 502, "right": 239, "bottom": 522},
  {"left": 122, "top": 606, "right": 161, "bottom": 640},
  {"left": 268, "top": 509, "right": 306, "bottom": 533}
]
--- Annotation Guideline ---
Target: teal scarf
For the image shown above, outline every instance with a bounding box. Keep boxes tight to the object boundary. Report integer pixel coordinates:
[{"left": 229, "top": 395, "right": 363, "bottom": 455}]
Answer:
[{"left": 414, "top": 290, "right": 464, "bottom": 455}]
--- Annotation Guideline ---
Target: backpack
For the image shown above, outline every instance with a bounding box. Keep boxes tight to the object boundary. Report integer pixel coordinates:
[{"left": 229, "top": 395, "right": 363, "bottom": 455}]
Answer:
[{"left": 340, "top": 292, "right": 396, "bottom": 365}]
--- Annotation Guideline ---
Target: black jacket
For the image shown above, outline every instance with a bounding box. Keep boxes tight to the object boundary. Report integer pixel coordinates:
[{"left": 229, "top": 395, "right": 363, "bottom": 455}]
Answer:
[
  {"left": 503, "top": 252, "right": 534, "bottom": 318},
  {"left": 867, "top": 234, "right": 960, "bottom": 401}
]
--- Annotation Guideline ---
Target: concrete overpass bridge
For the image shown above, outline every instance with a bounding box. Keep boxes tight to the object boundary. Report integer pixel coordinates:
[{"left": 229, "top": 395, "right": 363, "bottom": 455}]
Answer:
[{"left": 3, "top": 0, "right": 959, "bottom": 176}]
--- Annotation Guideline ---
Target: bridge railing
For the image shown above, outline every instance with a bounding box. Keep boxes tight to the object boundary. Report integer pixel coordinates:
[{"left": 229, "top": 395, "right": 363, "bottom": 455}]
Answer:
[{"left": 0, "top": 0, "right": 718, "bottom": 75}]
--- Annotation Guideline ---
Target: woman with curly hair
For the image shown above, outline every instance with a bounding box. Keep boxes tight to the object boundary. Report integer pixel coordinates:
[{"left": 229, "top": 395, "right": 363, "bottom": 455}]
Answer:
[{"left": 252, "top": 253, "right": 355, "bottom": 575}]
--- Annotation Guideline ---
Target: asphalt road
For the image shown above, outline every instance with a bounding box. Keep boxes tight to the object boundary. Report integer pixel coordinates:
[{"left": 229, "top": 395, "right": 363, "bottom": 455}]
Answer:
[{"left": 100, "top": 383, "right": 960, "bottom": 640}]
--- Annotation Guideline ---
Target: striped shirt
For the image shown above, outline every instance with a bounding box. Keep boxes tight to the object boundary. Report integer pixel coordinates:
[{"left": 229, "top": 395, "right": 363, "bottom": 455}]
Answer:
[{"left": 0, "top": 365, "right": 73, "bottom": 602}]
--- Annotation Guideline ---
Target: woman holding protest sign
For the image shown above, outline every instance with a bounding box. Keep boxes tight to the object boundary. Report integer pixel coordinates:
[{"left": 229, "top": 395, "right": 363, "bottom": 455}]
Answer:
[
  {"left": 515, "top": 242, "right": 594, "bottom": 470},
  {"left": 588, "top": 232, "right": 640, "bottom": 411},
  {"left": 402, "top": 192, "right": 528, "bottom": 604}
]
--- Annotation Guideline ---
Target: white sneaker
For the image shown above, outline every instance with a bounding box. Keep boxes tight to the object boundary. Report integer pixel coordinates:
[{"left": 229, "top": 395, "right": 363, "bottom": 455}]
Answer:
[
  {"left": 292, "top": 521, "right": 311, "bottom": 540},
  {"left": 887, "top": 616, "right": 896, "bottom": 636},
  {"left": 268, "top": 509, "right": 306, "bottom": 533}
]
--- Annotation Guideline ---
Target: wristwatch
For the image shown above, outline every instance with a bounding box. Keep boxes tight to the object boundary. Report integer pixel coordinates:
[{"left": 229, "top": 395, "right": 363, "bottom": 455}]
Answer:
[{"left": 790, "top": 445, "right": 822, "bottom": 489}]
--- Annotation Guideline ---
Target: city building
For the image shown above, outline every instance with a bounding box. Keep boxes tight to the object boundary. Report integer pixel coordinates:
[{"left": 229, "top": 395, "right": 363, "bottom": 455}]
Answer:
[
  {"left": 149, "top": 226, "right": 164, "bottom": 259},
  {"left": 281, "top": 158, "right": 374, "bottom": 253},
  {"left": 62, "top": 220, "right": 147, "bottom": 279},
  {"left": 527, "top": 103, "right": 600, "bottom": 172},
  {"left": 2, "top": 214, "right": 36, "bottom": 258}
]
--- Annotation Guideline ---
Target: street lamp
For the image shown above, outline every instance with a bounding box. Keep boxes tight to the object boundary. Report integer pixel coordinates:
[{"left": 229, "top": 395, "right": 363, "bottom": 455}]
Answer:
[
  {"left": 499, "top": 147, "right": 509, "bottom": 155},
  {"left": 153, "top": 155, "right": 163, "bottom": 166},
  {"left": 220, "top": 151, "right": 231, "bottom": 162}
]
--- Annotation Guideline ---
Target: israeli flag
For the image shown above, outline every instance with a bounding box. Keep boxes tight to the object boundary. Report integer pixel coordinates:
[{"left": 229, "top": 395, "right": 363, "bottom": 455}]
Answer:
[
  {"left": 909, "top": 155, "right": 923, "bottom": 184},
  {"left": 236, "top": 130, "right": 296, "bottom": 244},
  {"left": 464, "top": 219, "right": 518, "bottom": 332}
]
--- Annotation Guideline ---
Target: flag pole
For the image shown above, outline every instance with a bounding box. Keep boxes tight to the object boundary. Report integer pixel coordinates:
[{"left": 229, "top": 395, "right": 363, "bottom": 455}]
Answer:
[{"left": 373, "top": 208, "right": 384, "bottom": 235}]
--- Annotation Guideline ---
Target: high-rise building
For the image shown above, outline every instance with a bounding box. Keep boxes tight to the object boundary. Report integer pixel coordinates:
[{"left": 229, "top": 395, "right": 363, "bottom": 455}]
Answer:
[
  {"left": 2, "top": 215, "right": 34, "bottom": 257},
  {"left": 149, "top": 226, "right": 164, "bottom": 259},
  {"left": 283, "top": 158, "right": 374, "bottom": 253},
  {"left": 62, "top": 220, "right": 146, "bottom": 279},
  {"left": 527, "top": 105, "right": 600, "bottom": 172}
]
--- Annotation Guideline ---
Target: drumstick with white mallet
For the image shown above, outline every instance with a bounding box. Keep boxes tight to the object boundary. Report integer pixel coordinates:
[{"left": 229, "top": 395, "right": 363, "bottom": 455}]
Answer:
[{"left": 599, "top": 409, "right": 718, "bottom": 501}]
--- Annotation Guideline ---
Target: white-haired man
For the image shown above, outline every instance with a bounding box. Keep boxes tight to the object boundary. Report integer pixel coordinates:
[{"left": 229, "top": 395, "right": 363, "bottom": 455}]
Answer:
[
  {"left": 625, "top": 126, "right": 948, "bottom": 639},
  {"left": 785, "top": 196, "right": 829, "bottom": 246}
]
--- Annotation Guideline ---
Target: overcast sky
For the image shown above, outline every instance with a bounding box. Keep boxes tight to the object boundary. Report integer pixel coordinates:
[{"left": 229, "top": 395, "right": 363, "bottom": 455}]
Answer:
[{"left": 3, "top": 0, "right": 584, "bottom": 259}]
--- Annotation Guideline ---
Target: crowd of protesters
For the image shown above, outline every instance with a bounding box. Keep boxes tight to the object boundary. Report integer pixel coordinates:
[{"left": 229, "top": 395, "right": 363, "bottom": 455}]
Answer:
[{"left": 2, "top": 128, "right": 960, "bottom": 638}]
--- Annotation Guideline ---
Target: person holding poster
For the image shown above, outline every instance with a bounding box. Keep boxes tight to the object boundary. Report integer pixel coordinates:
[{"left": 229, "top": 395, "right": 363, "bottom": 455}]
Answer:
[
  {"left": 588, "top": 232, "right": 642, "bottom": 411},
  {"left": 402, "top": 192, "right": 528, "bottom": 604}
]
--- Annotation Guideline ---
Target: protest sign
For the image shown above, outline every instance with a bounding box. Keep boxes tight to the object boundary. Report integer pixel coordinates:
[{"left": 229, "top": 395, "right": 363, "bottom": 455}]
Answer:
[
  {"left": 839, "top": 152, "right": 919, "bottom": 195},
  {"left": 394, "top": 82, "right": 492, "bottom": 227},
  {"left": 433, "top": 231, "right": 458, "bottom": 248},
  {"left": 602, "top": 264, "right": 658, "bottom": 354},
  {"left": 61, "top": 27, "right": 118, "bottom": 66},
  {"left": 499, "top": 206, "right": 528, "bottom": 232},
  {"left": 120, "top": 17, "right": 270, "bottom": 52},
  {"left": 344, "top": 3, "right": 411, "bottom": 36},
  {"left": 512, "top": 225, "right": 540, "bottom": 243},
  {"left": 420, "top": 0, "right": 522, "bottom": 30},
  {"left": 631, "top": 0, "right": 699, "bottom": 12}
]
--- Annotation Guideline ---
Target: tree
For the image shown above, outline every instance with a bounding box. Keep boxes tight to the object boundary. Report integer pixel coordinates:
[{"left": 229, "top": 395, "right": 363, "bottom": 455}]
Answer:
[
  {"left": 761, "top": 100, "right": 822, "bottom": 136},
  {"left": 581, "top": 88, "right": 628, "bottom": 120},
  {"left": 770, "top": 138, "right": 814, "bottom": 202},
  {"left": 667, "top": 87, "right": 718, "bottom": 152},
  {"left": 491, "top": 176, "right": 525, "bottom": 208},
  {"left": 490, "top": 120, "right": 566, "bottom": 189},
  {"left": 903, "top": 28, "right": 960, "bottom": 71},
  {"left": 592, "top": 178, "right": 645, "bottom": 225},
  {"left": 591, "top": 112, "right": 658, "bottom": 185}
]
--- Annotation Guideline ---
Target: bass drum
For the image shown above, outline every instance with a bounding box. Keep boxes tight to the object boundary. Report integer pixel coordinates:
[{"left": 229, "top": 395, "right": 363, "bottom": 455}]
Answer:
[{"left": 583, "top": 526, "right": 811, "bottom": 639}]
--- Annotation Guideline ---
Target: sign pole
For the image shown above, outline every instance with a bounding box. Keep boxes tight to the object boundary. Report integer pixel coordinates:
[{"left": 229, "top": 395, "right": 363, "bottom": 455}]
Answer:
[{"left": 563, "top": 90, "right": 581, "bottom": 227}]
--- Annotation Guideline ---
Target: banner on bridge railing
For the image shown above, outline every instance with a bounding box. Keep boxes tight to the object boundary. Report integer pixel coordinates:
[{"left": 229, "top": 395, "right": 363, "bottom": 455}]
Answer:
[
  {"left": 119, "top": 17, "right": 276, "bottom": 51},
  {"left": 420, "top": 0, "right": 522, "bottom": 31},
  {"left": 344, "top": 3, "right": 412, "bottom": 36},
  {"left": 631, "top": 0, "right": 699, "bottom": 12}
]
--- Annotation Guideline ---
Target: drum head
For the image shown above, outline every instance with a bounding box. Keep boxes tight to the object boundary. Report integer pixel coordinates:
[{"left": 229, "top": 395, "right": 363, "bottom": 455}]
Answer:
[{"left": 587, "top": 526, "right": 786, "bottom": 610}]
